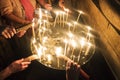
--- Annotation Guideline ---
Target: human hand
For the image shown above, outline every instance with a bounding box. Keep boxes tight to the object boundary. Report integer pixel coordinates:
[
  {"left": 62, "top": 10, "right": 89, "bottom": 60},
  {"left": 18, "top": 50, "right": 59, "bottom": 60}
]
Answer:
[
  {"left": 59, "top": 0, "right": 65, "bottom": 9},
  {"left": 1, "top": 27, "right": 16, "bottom": 39},
  {"left": 16, "top": 30, "right": 26, "bottom": 37},
  {"left": 66, "top": 61, "right": 80, "bottom": 80},
  {"left": 8, "top": 58, "right": 31, "bottom": 74},
  {"left": 22, "top": 20, "right": 31, "bottom": 25},
  {"left": 44, "top": 4, "right": 52, "bottom": 11}
]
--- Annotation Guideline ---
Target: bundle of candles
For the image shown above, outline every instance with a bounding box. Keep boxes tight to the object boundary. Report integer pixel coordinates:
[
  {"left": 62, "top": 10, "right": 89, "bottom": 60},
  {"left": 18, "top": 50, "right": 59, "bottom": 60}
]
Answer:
[{"left": 30, "top": 8, "right": 95, "bottom": 70}]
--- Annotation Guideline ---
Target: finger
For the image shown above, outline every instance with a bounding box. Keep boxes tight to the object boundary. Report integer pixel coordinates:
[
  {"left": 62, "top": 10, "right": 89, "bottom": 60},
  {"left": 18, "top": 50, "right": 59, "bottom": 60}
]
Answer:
[
  {"left": 2, "top": 32, "right": 9, "bottom": 38},
  {"left": 9, "top": 30, "right": 14, "bottom": 37},
  {"left": 22, "top": 65, "right": 29, "bottom": 69},
  {"left": 77, "top": 64, "right": 80, "bottom": 68},
  {"left": 70, "top": 62, "right": 74, "bottom": 69},
  {"left": 67, "top": 61, "right": 71, "bottom": 67},
  {"left": 17, "top": 30, "right": 26, "bottom": 37},
  {"left": 4, "top": 31, "right": 11, "bottom": 38},
  {"left": 16, "top": 58, "right": 24, "bottom": 63},
  {"left": 11, "top": 27, "right": 16, "bottom": 34},
  {"left": 21, "top": 62, "right": 31, "bottom": 65},
  {"left": 66, "top": 61, "right": 71, "bottom": 70},
  {"left": 73, "top": 63, "right": 79, "bottom": 71},
  {"left": 21, "top": 65, "right": 29, "bottom": 71}
]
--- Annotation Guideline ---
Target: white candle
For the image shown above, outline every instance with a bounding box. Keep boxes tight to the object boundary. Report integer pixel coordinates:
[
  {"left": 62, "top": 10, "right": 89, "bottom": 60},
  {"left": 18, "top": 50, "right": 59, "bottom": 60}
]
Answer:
[
  {"left": 76, "top": 11, "right": 83, "bottom": 22},
  {"left": 54, "top": 12, "right": 58, "bottom": 27},
  {"left": 57, "top": 58, "right": 60, "bottom": 68},
  {"left": 64, "top": 8, "right": 69, "bottom": 22},
  {"left": 73, "top": 21, "right": 77, "bottom": 32},
  {"left": 85, "top": 42, "right": 91, "bottom": 55},
  {"left": 60, "top": 11, "right": 62, "bottom": 27},
  {"left": 63, "top": 38, "right": 68, "bottom": 56},
  {"left": 55, "top": 47, "right": 63, "bottom": 68},
  {"left": 63, "top": 12, "right": 65, "bottom": 27},
  {"left": 76, "top": 13, "right": 81, "bottom": 22},
  {"left": 45, "top": 10, "right": 49, "bottom": 28},
  {"left": 32, "top": 20, "right": 35, "bottom": 38}
]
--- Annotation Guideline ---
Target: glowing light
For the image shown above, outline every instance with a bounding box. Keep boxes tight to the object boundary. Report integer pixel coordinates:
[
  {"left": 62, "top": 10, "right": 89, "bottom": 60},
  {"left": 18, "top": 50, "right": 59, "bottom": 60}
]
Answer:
[
  {"left": 47, "top": 54, "right": 52, "bottom": 62},
  {"left": 67, "top": 32, "right": 74, "bottom": 38},
  {"left": 79, "top": 38, "right": 86, "bottom": 48},
  {"left": 55, "top": 47, "right": 63, "bottom": 57},
  {"left": 87, "top": 42, "right": 92, "bottom": 47},
  {"left": 86, "top": 26, "right": 92, "bottom": 31},
  {"left": 64, "top": 8, "right": 69, "bottom": 12},
  {"left": 32, "top": 38, "right": 36, "bottom": 44},
  {"left": 37, "top": 48, "right": 42, "bottom": 57},
  {"left": 30, "top": 8, "right": 95, "bottom": 70},
  {"left": 71, "top": 39, "right": 77, "bottom": 48},
  {"left": 39, "top": 8, "right": 42, "bottom": 19},
  {"left": 78, "top": 10, "right": 84, "bottom": 14},
  {"left": 45, "top": 10, "right": 48, "bottom": 14},
  {"left": 63, "top": 38, "right": 68, "bottom": 44},
  {"left": 42, "top": 36, "right": 48, "bottom": 44}
]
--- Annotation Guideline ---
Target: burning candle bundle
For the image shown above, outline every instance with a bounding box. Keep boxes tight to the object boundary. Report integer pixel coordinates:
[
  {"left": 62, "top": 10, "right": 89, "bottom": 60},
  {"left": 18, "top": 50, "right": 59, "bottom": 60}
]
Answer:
[{"left": 30, "top": 8, "right": 95, "bottom": 70}]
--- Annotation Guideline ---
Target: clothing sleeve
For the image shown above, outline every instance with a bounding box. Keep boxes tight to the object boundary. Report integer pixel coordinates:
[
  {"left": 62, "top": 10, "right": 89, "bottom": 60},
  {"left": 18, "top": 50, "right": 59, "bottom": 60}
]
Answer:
[{"left": 0, "top": 0, "right": 13, "bottom": 16}]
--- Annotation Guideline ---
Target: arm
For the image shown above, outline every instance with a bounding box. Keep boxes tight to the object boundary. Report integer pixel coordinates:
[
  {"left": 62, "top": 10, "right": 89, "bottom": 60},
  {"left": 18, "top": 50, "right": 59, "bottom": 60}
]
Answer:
[
  {"left": 66, "top": 61, "right": 80, "bottom": 80},
  {"left": 2, "top": 14, "right": 30, "bottom": 37},
  {"left": 4, "top": 13, "right": 30, "bottom": 25},
  {"left": 37, "top": 0, "right": 52, "bottom": 11},
  {"left": 59, "top": 0, "right": 65, "bottom": 9},
  {"left": 37, "top": 0, "right": 46, "bottom": 7},
  {"left": 0, "top": 26, "right": 16, "bottom": 38},
  {"left": 0, "top": 0, "right": 30, "bottom": 37},
  {"left": 66, "top": 61, "right": 90, "bottom": 80},
  {"left": 0, "top": 66, "right": 12, "bottom": 80},
  {"left": 0, "top": 0, "right": 29, "bottom": 25},
  {"left": 0, "top": 59, "right": 31, "bottom": 80},
  {"left": 80, "top": 68, "right": 90, "bottom": 80}
]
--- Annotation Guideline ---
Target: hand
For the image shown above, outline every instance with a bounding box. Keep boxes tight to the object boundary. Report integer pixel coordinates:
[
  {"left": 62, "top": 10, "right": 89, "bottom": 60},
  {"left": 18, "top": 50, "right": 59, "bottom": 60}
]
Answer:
[
  {"left": 44, "top": 4, "right": 52, "bottom": 11},
  {"left": 1, "top": 27, "right": 16, "bottom": 39},
  {"left": 59, "top": 0, "right": 65, "bottom": 9},
  {"left": 8, "top": 58, "right": 31, "bottom": 74},
  {"left": 22, "top": 20, "right": 31, "bottom": 25},
  {"left": 16, "top": 30, "right": 26, "bottom": 37},
  {"left": 66, "top": 61, "right": 80, "bottom": 80}
]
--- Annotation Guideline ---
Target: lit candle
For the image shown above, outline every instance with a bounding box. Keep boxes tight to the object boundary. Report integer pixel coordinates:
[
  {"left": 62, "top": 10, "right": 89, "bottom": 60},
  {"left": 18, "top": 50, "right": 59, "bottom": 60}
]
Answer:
[
  {"left": 60, "top": 11, "right": 62, "bottom": 27},
  {"left": 54, "top": 12, "right": 59, "bottom": 27},
  {"left": 39, "top": 8, "right": 42, "bottom": 19},
  {"left": 32, "top": 19, "right": 35, "bottom": 38},
  {"left": 73, "top": 21, "right": 77, "bottom": 32},
  {"left": 62, "top": 12, "right": 65, "bottom": 27},
  {"left": 38, "top": 8, "right": 42, "bottom": 40},
  {"left": 57, "top": 57, "right": 60, "bottom": 68},
  {"left": 45, "top": 10, "right": 49, "bottom": 28},
  {"left": 70, "top": 39, "right": 77, "bottom": 60},
  {"left": 47, "top": 54, "right": 52, "bottom": 65},
  {"left": 86, "top": 32, "right": 91, "bottom": 42},
  {"left": 64, "top": 8, "right": 69, "bottom": 22},
  {"left": 37, "top": 47, "right": 42, "bottom": 61},
  {"left": 85, "top": 42, "right": 91, "bottom": 55},
  {"left": 63, "top": 38, "right": 68, "bottom": 56},
  {"left": 76, "top": 11, "right": 83, "bottom": 22},
  {"left": 24, "top": 54, "right": 39, "bottom": 62},
  {"left": 68, "top": 23, "right": 72, "bottom": 32},
  {"left": 77, "top": 38, "right": 86, "bottom": 62},
  {"left": 55, "top": 47, "right": 63, "bottom": 68}
]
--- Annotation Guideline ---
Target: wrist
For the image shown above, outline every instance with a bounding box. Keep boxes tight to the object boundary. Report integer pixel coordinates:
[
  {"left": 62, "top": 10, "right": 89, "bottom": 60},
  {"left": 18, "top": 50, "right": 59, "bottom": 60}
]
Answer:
[
  {"left": 21, "top": 20, "right": 30, "bottom": 25},
  {"left": 6, "top": 66, "right": 13, "bottom": 76}
]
